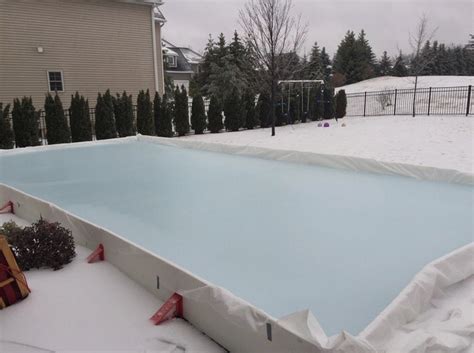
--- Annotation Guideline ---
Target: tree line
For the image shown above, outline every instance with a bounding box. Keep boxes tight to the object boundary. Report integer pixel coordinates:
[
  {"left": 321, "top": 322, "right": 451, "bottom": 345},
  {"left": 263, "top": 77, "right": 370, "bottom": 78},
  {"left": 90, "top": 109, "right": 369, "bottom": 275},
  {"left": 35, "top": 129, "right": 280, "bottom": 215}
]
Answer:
[{"left": 0, "top": 85, "right": 348, "bottom": 148}]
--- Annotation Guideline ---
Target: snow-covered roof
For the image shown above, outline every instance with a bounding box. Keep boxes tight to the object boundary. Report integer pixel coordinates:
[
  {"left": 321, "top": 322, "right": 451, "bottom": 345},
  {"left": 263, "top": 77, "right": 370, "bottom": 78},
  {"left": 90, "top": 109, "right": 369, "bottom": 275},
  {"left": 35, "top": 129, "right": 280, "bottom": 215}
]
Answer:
[
  {"left": 180, "top": 48, "right": 203, "bottom": 64},
  {"left": 163, "top": 46, "right": 179, "bottom": 57}
]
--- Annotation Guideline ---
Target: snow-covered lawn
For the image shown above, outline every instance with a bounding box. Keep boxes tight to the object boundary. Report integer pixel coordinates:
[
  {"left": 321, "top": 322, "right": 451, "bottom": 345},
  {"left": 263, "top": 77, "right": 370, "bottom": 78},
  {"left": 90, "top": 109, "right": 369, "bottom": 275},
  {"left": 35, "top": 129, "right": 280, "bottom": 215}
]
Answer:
[
  {"left": 0, "top": 216, "right": 224, "bottom": 353},
  {"left": 182, "top": 116, "right": 473, "bottom": 175},
  {"left": 337, "top": 75, "right": 474, "bottom": 94}
]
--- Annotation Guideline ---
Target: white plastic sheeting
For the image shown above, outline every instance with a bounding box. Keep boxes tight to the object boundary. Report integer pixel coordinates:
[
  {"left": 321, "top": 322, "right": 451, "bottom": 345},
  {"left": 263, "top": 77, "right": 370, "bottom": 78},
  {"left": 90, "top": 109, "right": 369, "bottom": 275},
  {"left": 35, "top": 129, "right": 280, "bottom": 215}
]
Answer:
[
  {"left": 1, "top": 137, "right": 472, "bottom": 353},
  {"left": 141, "top": 135, "right": 473, "bottom": 185}
]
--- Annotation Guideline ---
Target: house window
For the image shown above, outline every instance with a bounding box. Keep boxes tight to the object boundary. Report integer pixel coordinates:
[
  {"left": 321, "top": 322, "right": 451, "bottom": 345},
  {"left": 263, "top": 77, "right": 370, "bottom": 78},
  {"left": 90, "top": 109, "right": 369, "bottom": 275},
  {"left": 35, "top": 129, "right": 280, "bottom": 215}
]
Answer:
[
  {"left": 47, "top": 71, "right": 64, "bottom": 92},
  {"left": 167, "top": 56, "right": 177, "bottom": 68}
]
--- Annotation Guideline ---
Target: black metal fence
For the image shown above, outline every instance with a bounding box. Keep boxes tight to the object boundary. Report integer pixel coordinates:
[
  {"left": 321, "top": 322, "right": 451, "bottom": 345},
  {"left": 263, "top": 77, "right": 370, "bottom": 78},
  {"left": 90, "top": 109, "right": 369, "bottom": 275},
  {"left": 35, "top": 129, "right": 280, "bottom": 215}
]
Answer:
[{"left": 345, "top": 85, "right": 473, "bottom": 117}]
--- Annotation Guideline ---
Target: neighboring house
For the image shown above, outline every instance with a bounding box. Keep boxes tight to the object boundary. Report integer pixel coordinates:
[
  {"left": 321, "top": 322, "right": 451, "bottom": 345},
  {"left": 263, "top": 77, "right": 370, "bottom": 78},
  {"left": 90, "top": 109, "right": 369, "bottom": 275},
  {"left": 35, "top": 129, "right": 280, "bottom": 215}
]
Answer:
[
  {"left": 162, "top": 39, "right": 203, "bottom": 91},
  {"left": 0, "top": 0, "right": 166, "bottom": 108}
]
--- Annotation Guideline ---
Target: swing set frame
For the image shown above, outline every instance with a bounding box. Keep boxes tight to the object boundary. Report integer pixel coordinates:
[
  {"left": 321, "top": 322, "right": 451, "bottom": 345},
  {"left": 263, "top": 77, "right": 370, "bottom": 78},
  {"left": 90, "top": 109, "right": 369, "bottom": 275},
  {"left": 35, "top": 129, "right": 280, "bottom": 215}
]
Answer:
[{"left": 277, "top": 80, "right": 324, "bottom": 121}]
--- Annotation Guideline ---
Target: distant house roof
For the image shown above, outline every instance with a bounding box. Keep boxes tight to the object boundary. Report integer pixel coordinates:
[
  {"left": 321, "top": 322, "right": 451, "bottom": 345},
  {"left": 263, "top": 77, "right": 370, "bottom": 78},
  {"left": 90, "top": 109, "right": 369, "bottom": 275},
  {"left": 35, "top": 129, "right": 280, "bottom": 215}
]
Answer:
[{"left": 162, "top": 39, "right": 203, "bottom": 73}]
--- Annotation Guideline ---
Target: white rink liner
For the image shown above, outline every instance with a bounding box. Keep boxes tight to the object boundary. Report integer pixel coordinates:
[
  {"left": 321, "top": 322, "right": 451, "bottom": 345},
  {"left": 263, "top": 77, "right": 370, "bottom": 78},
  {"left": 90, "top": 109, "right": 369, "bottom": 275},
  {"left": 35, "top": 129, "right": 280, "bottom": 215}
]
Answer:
[
  {"left": 1, "top": 183, "right": 471, "bottom": 353},
  {"left": 1, "top": 137, "right": 472, "bottom": 352},
  {"left": 143, "top": 135, "right": 473, "bottom": 185}
]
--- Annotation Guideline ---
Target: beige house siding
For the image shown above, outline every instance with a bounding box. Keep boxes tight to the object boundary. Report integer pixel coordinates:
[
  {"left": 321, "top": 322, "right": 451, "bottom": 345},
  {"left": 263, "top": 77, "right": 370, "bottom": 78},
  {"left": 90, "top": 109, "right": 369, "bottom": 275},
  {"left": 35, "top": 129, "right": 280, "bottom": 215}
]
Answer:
[{"left": 0, "top": 0, "right": 162, "bottom": 109}]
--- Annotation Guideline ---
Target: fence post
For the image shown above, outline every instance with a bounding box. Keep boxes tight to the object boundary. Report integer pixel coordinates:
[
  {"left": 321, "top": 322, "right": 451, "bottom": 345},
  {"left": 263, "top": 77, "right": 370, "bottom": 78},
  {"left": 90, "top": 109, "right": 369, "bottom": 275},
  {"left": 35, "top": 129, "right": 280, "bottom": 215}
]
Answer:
[
  {"left": 466, "top": 85, "right": 472, "bottom": 116},
  {"left": 427, "top": 87, "right": 432, "bottom": 116},
  {"left": 393, "top": 89, "right": 397, "bottom": 116},
  {"left": 363, "top": 92, "right": 367, "bottom": 117}
]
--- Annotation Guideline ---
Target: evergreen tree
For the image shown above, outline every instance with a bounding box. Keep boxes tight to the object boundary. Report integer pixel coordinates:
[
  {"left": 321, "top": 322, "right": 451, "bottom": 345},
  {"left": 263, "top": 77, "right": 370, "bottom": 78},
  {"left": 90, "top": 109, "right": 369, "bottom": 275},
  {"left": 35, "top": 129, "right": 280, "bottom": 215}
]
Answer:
[
  {"left": 70, "top": 92, "right": 92, "bottom": 142},
  {"left": 257, "top": 91, "right": 271, "bottom": 128},
  {"left": 113, "top": 91, "right": 135, "bottom": 137},
  {"left": 335, "top": 89, "right": 347, "bottom": 121},
  {"left": 174, "top": 86, "right": 190, "bottom": 136},
  {"left": 0, "top": 103, "right": 14, "bottom": 149},
  {"left": 243, "top": 91, "right": 257, "bottom": 129},
  {"left": 391, "top": 51, "right": 408, "bottom": 76},
  {"left": 378, "top": 51, "right": 392, "bottom": 76},
  {"left": 95, "top": 90, "right": 117, "bottom": 140},
  {"left": 153, "top": 92, "right": 162, "bottom": 135},
  {"left": 190, "top": 94, "right": 207, "bottom": 134},
  {"left": 323, "top": 86, "right": 335, "bottom": 120},
  {"left": 224, "top": 88, "right": 242, "bottom": 132},
  {"left": 307, "top": 42, "right": 323, "bottom": 79},
  {"left": 354, "top": 29, "right": 376, "bottom": 80},
  {"left": 157, "top": 93, "right": 174, "bottom": 137},
  {"left": 320, "top": 47, "right": 332, "bottom": 83},
  {"left": 11, "top": 97, "right": 40, "bottom": 147},
  {"left": 44, "top": 93, "right": 70, "bottom": 144},
  {"left": 136, "top": 89, "right": 154, "bottom": 135},
  {"left": 207, "top": 95, "right": 223, "bottom": 133}
]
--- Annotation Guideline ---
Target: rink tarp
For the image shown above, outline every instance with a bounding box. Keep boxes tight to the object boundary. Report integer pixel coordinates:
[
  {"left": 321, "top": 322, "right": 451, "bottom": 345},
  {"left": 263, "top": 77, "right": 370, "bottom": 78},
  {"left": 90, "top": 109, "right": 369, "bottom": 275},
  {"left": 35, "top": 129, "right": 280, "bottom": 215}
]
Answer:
[{"left": 0, "top": 136, "right": 472, "bottom": 352}]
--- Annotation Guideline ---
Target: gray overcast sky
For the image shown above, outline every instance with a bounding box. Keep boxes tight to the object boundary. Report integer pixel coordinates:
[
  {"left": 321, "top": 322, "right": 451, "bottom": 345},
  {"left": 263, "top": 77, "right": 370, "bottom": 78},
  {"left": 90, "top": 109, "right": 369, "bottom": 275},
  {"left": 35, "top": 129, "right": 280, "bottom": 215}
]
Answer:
[{"left": 161, "top": 0, "right": 472, "bottom": 58}]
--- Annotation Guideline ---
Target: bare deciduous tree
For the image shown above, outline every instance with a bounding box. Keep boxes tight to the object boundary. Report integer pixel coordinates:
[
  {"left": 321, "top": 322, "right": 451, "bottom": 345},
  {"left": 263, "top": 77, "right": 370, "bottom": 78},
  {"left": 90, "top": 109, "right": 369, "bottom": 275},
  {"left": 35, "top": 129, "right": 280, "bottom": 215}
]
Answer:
[
  {"left": 239, "top": 0, "right": 307, "bottom": 136},
  {"left": 409, "top": 14, "right": 438, "bottom": 117}
]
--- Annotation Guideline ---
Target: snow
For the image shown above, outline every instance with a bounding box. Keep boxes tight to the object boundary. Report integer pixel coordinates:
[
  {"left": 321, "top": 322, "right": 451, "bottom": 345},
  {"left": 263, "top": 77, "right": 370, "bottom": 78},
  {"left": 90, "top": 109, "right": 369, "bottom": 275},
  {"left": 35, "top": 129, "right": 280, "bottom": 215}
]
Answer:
[
  {"left": 182, "top": 116, "right": 474, "bottom": 175},
  {"left": 0, "top": 214, "right": 225, "bottom": 353},
  {"left": 337, "top": 75, "right": 474, "bottom": 94}
]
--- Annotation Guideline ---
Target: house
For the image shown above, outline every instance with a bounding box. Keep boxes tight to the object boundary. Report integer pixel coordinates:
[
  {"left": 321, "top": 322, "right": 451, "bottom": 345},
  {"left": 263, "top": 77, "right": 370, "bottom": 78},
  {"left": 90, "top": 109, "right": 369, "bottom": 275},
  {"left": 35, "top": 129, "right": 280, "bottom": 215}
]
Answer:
[
  {"left": 0, "top": 0, "right": 167, "bottom": 108},
  {"left": 162, "top": 39, "right": 203, "bottom": 91}
]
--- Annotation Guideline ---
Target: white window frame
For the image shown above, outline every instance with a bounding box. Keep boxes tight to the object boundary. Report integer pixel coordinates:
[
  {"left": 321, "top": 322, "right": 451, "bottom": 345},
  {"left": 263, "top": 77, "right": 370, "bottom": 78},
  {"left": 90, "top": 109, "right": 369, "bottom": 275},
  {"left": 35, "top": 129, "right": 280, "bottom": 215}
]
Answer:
[
  {"left": 167, "top": 56, "right": 177, "bottom": 68},
  {"left": 46, "top": 70, "right": 65, "bottom": 92}
]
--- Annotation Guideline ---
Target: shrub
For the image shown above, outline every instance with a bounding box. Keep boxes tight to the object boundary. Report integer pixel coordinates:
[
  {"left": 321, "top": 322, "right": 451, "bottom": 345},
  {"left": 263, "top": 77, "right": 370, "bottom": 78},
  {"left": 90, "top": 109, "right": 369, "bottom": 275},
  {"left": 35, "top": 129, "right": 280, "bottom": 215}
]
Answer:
[
  {"left": 114, "top": 91, "right": 135, "bottom": 137},
  {"left": 157, "top": 93, "right": 174, "bottom": 137},
  {"left": 191, "top": 94, "right": 207, "bottom": 134},
  {"left": 323, "top": 86, "right": 335, "bottom": 120},
  {"left": 257, "top": 92, "right": 271, "bottom": 128},
  {"left": 11, "top": 97, "right": 40, "bottom": 147},
  {"left": 0, "top": 221, "right": 23, "bottom": 242},
  {"left": 153, "top": 91, "right": 161, "bottom": 135},
  {"left": 44, "top": 93, "right": 70, "bottom": 144},
  {"left": 174, "top": 86, "right": 190, "bottom": 136},
  {"left": 95, "top": 90, "right": 117, "bottom": 140},
  {"left": 243, "top": 91, "right": 257, "bottom": 130},
  {"left": 335, "top": 89, "right": 347, "bottom": 120},
  {"left": 224, "top": 88, "right": 242, "bottom": 132},
  {"left": 3, "top": 219, "right": 76, "bottom": 271},
  {"left": 70, "top": 92, "right": 92, "bottom": 142},
  {"left": 136, "top": 89, "right": 154, "bottom": 135},
  {"left": 0, "top": 103, "right": 14, "bottom": 149},
  {"left": 207, "top": 96, "right": 223, "bottom": 133}
]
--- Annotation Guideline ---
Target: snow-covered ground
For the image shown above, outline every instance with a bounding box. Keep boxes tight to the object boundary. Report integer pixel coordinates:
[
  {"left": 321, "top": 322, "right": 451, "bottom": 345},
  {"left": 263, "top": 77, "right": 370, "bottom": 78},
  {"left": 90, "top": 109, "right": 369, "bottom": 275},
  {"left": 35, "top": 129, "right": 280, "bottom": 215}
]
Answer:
[
  {"left": 182, "top": 116, "right": 473, "bottom": 175},
  {"left": 337, "top": 75, "right": 474, "bottom": 94},
  {"left": 0, "top": 214, "right": 224, "bottom": 353}
]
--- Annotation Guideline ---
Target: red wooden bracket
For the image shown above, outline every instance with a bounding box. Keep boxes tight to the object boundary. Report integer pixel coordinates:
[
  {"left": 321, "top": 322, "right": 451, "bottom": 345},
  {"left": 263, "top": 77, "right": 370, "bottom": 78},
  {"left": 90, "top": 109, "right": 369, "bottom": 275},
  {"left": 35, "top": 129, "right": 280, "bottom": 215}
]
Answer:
[
  {"left": 87, "top": 244, "right": 105, "bottom": 263},
  {"left": 150, "top": 292, "right": 183, "bottom": 325},
  {"left": 0, "top": 201, "right": 14, "bottom": 214}
]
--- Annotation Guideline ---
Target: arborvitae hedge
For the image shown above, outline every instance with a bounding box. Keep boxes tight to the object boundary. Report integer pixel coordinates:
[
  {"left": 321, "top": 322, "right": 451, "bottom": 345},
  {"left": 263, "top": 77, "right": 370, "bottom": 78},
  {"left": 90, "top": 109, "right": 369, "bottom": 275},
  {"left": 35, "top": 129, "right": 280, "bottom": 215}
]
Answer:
[
  {"left": 153, "top": 92, "right": 161, "bottom": 135},
  {"left": 44, "top": 93, "right": 70, "bottom": 144},
  {"left": 335, "top": 89, "right": 347, "bottom": 121},
  {"left": 257, "top": 92, "right": 271, "bottom": 128},
  {"left": 207, "top": 95, "right": 223, "bottom": 133},
  {"left": 224, "top": 88, "right": 241, "bottom": 132},
  {"left": 191, "top": 94, "right": 207, "bottom": 134},
  {"left": 0, "top": 103, "right": 14, "bottom": 149},
  {"left": 311, "top": 87, "right": 324, "bottom": 121},
  {"left": 95, "top": 90, "right": 117, "bottom": 140},
  {"left": 11, "top": 97, "right": 40, "bottom": 147},
  {"left": 157, "top": 93, "right": 173, "bottom": 137},
  {"left": 323, "top": 86, "right": 335, "bottom": 120},
  {"left": 137, "top": 89, "right": 154, "bottom": 135},
  {"left": 244, "top": 91, "right": 257, "bottom": 129},
  {"left": 69, "top": 92, "right": 92, "bottom": 142},
  {"left": 174, "top": 86, "right": 190, "bottom": 136},
  {"left": 114, "top": 91, "right": 135, "bottom": 137}
]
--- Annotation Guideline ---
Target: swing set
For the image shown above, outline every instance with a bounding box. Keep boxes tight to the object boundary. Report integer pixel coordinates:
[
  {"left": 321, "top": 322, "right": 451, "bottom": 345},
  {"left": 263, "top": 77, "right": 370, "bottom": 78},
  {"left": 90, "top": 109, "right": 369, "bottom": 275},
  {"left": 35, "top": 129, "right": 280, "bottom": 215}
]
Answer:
[{"left": 277, "top": 80, "right": 324, "bottom": 123}]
